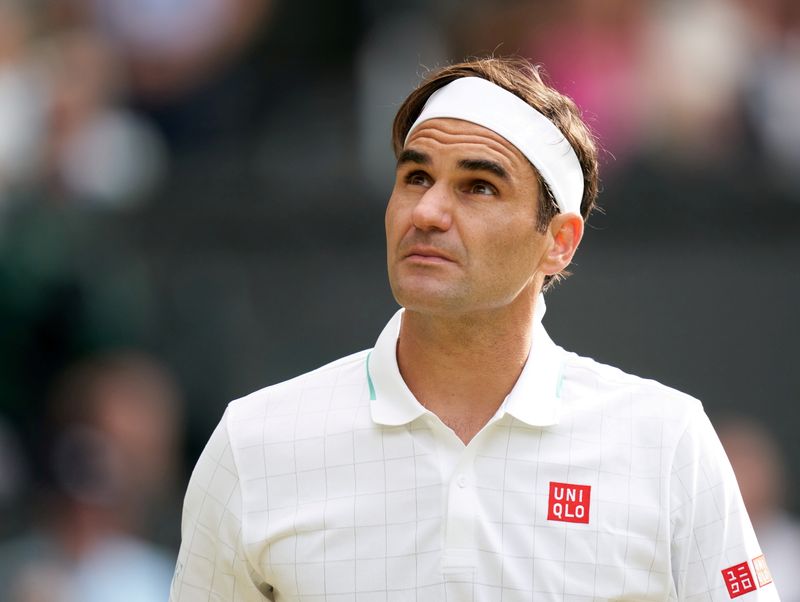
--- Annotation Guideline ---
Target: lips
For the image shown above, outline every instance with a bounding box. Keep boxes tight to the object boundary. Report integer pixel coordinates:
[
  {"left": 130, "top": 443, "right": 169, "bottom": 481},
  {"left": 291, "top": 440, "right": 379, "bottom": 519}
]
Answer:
[{"left": 403, "top": 245, "right": 456, "bottom": 263}]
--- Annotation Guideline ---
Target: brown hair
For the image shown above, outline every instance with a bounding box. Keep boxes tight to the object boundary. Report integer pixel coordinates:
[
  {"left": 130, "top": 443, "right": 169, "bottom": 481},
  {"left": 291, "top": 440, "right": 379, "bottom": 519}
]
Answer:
[{"left": 392, "top": 57, "right": 600, "bottom": 288}]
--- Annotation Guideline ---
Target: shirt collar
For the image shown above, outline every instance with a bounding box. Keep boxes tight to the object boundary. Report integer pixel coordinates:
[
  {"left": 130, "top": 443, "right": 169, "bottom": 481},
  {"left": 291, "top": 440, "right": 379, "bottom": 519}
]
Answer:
[
  {"left": 502, "top": 320, "right": 563, "bottom": 427},
  {"left": 368, "top": 308, "right": 427, "bottom": 426},
  {"left": 368, "top": 295, "right": 564, "bottom": 428}
]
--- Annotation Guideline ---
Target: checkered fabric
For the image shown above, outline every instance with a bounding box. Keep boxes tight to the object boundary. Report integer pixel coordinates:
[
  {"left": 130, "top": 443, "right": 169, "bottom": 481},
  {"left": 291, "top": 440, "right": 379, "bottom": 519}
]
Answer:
[{"left": 169, "top": 309, "right": 778, "bottom": 601}]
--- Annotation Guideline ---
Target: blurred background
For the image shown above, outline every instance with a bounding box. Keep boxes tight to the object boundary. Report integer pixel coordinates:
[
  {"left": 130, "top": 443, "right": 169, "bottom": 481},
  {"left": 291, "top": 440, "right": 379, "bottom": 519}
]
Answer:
[{"left": 0, "top": 0, "right": 798, "bottom": 600}]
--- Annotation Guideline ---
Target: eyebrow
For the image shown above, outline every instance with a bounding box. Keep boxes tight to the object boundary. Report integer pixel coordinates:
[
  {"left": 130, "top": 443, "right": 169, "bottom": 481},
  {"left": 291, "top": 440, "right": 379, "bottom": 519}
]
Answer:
[
  {"left": 457, "top": 158, "right": 509, "bottom": 180},
  {"left": 397, "top": 149, "right": 430, "bottom": 166},
  {"left": 397, "top": 149, "right": 509, "bottom": 181}
]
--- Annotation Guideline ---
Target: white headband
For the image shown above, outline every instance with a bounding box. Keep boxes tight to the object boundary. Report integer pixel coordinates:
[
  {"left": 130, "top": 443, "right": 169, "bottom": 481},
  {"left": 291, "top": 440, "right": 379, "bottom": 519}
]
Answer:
[{"left": 405, "top": 77, "right": 584, "bottom": 215}]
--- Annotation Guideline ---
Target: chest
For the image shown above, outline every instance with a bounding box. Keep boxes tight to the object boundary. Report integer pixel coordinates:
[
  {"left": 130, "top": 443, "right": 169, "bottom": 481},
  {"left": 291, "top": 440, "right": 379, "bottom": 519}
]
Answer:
[{"left": 241, "top": 417, "right": 674, "bottom": 600}]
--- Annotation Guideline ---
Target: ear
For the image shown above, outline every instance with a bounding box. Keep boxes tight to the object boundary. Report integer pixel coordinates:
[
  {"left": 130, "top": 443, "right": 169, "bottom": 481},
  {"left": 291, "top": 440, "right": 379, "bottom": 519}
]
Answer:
[{"left": 539, "top": 212, "right": 584, "bottom": 276}]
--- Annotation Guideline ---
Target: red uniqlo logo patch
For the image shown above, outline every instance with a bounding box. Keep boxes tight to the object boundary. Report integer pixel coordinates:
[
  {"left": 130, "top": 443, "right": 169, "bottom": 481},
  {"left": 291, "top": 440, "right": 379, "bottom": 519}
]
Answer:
[
  {"left": 752, "top": 555, "right": 773, "bottom": 587},
  {"left": 722, "top": 561, "right": 757, "bottom": 598},
  {"left": 547, "top": 481, "right": 591, "bottom": 524}
]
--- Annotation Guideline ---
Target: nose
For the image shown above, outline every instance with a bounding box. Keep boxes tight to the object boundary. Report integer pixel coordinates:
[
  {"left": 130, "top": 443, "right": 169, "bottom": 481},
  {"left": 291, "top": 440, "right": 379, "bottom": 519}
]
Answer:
[{"left": 411, "top": 183, "right": 453, "bottom": 232}]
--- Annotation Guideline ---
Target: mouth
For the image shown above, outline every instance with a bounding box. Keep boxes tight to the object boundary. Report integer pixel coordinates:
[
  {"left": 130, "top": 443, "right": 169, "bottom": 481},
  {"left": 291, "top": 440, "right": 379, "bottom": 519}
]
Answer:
[{"left": 403, "top": 246, "right": 456, "bottom": 264}]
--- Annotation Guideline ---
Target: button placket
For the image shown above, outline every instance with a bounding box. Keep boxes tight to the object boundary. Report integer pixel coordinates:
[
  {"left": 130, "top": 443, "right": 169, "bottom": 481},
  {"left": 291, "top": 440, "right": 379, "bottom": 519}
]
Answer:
[
  {"left": 444, "top": 446, "right": 479, "bottom": 558},
  {"left": 428, "top": 410, "right": 508, "bottom": 572}
]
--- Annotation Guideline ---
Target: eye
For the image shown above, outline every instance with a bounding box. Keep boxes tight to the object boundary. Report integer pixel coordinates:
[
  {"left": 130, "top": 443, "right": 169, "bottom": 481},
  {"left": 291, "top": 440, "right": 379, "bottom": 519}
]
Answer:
[
  {"left": 405, "top": 171, "right": 432, "bottom": 188},
  {"left": 468, "top": 180, "right": 498, "bottom": 196}
]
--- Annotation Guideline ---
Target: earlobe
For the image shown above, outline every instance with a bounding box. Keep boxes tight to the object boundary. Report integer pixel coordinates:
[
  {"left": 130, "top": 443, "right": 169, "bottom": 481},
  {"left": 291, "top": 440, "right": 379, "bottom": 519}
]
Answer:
[{"left": 541, "top": 212, "right": 584, "bottom": 276}]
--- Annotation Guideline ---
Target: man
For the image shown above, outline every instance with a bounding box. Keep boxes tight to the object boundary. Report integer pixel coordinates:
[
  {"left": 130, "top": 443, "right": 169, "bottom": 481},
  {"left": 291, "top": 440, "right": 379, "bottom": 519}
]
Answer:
[
  {"left": 0, "top": 351, "right": 181, "bottom": 602},
  {"left": 169, "top": 58, "right": 777, "bottom": 601}
]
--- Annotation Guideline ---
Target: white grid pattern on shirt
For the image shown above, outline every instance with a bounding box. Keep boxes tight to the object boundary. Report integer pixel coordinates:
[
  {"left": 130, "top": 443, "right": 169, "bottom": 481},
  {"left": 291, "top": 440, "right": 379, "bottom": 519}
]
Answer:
[
  {"left": 170, "top": 345, "right": 777, "bottom": 601},
  {"left": 170, "top": 419, "right": 268, "bottom": 602}
]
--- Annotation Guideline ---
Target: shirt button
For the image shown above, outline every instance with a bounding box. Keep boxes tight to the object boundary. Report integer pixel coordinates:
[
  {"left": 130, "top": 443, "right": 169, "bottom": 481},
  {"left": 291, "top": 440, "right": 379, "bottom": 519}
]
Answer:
[{"left": 456, "top": 475, "right": 467, "bottom": 488}]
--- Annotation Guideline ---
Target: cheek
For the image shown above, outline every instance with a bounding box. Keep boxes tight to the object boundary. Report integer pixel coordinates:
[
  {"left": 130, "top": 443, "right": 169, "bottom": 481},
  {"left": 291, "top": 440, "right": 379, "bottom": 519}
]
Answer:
[
  {"left": 385, "top": 191, "right": 412, "bottom": 238},
  {"left": 479, "top": 222, "right": 541, "bottom": 278},
  {"left": 384, "top": 194, "right": 398, "bottom": 233},
  {"left": 385, "top": 197, "right": 407, "bottom": 263}
]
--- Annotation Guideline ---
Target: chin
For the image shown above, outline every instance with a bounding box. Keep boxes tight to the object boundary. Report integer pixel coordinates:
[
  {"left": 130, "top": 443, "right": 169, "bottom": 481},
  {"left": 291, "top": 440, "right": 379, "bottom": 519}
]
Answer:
[
  {"left": 392, "top": 286, "right": 457, "bottom": 314},
  {"left": 393, "top": 289, "right": 482, "bottom": 317}
]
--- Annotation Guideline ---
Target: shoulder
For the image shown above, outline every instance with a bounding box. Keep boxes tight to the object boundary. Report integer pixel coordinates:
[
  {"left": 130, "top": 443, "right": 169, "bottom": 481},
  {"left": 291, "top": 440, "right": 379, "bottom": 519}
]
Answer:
[
  {"left": 557, "top": 347, "right": 704, "bottom": 440},
  {"left": 230, "top": 348, "right": 370, "bottom": 413},
  {"left": 222, "top": 349, "right": 372, "bottom": 446}
]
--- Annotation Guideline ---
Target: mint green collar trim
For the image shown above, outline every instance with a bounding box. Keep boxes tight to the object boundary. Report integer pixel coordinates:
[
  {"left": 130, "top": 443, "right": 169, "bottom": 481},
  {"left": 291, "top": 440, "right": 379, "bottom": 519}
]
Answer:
[{"left": 366, "top": 351, "right": 376, "bottom": 401}]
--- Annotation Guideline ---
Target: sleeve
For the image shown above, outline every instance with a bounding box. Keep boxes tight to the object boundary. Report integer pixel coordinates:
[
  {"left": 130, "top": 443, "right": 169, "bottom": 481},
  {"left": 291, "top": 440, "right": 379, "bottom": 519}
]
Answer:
[
  {"left": 670, "top": 405, "right": 780, "bottom": 601},
  {"left": 169, "top": 410, "right": 272, "bottom": 602}
]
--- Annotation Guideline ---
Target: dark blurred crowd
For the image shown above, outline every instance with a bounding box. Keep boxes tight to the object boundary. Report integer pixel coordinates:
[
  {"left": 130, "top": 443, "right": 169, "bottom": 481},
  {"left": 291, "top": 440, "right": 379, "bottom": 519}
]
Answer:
[
  {"left": 0, "top": 0, "right": 799, "bottom": 600},
  {"left": 0, "top": 352, "right": 182, "bottom": 601},
  {"left": 1, "top": 0, "right": 799, "bottom": 209},
  {"left": 0, "top": 0, "right": 270, "bottom": 208}
]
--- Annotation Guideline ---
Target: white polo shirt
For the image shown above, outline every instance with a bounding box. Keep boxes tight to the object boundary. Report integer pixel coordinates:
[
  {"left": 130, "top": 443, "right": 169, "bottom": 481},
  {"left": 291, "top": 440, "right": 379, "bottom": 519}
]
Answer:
[{"left": 170, "top": 308, "right": 778, "bottom": 601}]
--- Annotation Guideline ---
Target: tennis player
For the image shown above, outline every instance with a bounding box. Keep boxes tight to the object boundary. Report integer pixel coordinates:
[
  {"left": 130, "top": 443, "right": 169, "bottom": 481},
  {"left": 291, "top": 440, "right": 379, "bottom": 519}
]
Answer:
[{"left": 169, "top": 57, "right": 778, "bottom": 601}]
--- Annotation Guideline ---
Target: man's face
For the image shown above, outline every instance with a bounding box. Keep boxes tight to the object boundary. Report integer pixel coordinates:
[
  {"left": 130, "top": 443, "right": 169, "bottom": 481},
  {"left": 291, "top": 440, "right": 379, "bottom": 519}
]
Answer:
[{"left": 386, "top": 117, "right": 552, "bottom": 316}]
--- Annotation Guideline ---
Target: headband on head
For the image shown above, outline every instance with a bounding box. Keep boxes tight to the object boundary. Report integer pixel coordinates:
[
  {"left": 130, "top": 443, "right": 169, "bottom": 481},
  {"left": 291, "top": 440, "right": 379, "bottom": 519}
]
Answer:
[{"left": 405, "top": 77, "right": 584, "bottom": 216}]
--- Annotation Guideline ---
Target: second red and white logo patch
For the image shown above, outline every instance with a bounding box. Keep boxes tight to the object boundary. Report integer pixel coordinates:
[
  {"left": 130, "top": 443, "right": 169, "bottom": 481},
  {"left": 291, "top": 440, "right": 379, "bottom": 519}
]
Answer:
[{"left": 722, "top": 561, "right": 757, "bottom": 598}]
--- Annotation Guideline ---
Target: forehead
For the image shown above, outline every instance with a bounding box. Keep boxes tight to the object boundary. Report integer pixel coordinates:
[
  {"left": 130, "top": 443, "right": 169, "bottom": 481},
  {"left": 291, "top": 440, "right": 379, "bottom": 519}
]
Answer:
[{"left": 404, "top": 118, "right": 531, "bottom": 174}]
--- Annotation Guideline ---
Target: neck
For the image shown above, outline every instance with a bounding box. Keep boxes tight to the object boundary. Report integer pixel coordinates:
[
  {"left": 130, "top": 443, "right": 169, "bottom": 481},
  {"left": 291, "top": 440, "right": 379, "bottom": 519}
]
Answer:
[{"left": 397, "top": 296, "right": 540, "bottom": 444}]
